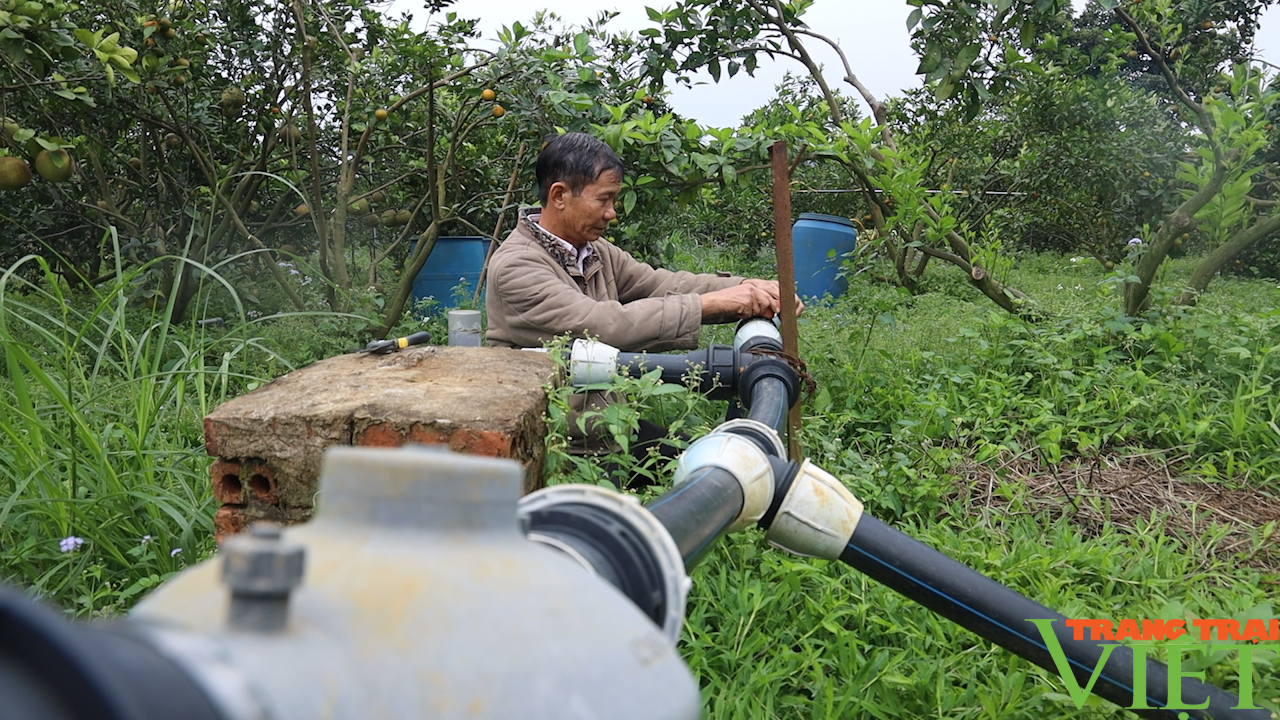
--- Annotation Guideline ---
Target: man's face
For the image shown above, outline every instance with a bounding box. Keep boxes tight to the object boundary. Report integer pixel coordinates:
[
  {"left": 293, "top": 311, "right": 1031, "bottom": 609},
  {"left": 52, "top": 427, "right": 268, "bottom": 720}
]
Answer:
[{"left": 554, "top": 170, "right": 620, "bottom": 247}]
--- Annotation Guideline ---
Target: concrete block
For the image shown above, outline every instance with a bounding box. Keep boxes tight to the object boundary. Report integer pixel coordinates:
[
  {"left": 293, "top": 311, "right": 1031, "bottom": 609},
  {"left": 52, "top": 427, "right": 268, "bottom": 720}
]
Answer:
[{"left": 205, "top": 346, "right": 555, "bottom": 541}]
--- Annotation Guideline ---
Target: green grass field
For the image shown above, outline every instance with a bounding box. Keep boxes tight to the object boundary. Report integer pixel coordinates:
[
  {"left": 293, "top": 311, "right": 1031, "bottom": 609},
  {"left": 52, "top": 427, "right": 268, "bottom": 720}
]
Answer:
[{"left": 2, "top": 247, "right": 1277, "bottom": 717}]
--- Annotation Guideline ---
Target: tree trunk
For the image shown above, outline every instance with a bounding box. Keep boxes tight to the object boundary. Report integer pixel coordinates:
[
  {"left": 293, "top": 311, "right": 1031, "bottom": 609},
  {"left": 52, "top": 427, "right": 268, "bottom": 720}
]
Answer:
[
  {"left": 1124, "top": 162, "right": 1228, "bottom": 316},
  {"left": 1174, "top": 211, "right": 1280, "bottom": 306},
  {"left": 378, "top": 221, "right": 440, "bottom": 337}
]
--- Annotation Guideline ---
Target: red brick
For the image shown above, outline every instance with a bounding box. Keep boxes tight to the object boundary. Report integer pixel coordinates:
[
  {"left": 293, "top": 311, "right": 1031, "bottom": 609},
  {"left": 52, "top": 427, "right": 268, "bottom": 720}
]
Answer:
[
  {"left": 245, "top": 462, "right": 278, "bottom": 505},
  {"left": 448, "top": 429, "right": 514, "bottom": 457},
  {"left": 355, "top": 422, "right": 408, "bottom": 447},
  {"left": 214, "top": 504, "right": 247, "bottom": 543},
  {"left": 210, "top": 458, "right": 245, "bottom": 504}
]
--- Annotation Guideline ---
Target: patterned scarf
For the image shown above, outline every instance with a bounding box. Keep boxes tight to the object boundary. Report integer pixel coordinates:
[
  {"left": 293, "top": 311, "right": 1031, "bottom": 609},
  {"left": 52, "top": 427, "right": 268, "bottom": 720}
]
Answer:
[{"left": 519, "top": 207, "right": 601, "bottom": 275}]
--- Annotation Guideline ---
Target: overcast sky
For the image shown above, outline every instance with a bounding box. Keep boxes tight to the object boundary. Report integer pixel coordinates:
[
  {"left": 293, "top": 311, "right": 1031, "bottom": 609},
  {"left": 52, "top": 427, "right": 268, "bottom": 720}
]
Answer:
[{"left": 385, "top": 0, "right": 1280, "bottom": 128}]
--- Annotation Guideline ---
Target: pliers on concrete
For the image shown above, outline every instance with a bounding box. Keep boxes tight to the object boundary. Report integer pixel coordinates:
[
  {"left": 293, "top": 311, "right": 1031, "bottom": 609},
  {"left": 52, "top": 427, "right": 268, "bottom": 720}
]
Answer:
[{"left": 358, "top": 330, "right": 432, "bottom": 355}]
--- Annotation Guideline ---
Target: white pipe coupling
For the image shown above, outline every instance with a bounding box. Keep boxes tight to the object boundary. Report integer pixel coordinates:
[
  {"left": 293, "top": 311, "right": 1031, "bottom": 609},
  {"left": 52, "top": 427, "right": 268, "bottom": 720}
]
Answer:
[
  {"left": 733, "top": 318, "right": 782, "bottom": 354},
  {"left": 569, "top": 339, "right": 620, "bottom": 386},
  {"left": 672, "top": 432, "right": 773, "bottom": 533},
  {"left": 765, "top": 460, "right": 864, "bottom": 560}
]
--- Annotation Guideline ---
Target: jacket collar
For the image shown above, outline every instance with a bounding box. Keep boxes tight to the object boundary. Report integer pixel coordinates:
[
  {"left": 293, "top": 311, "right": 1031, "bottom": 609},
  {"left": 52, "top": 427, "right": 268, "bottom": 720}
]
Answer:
[{"left": 519, "top": 207, "right": 601, "bottom": 278}]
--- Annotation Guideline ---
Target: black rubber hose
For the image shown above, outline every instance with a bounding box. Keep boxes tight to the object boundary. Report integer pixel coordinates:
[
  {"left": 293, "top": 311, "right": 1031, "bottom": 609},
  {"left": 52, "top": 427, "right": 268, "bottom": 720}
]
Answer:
[
  {"left": 0, "top": 585, "right": 224, "bottom": 720},
  {"left": 645, "top": 466, "right": 744, "bottom": 567},
  {"left": 744, "top": 376, "right": 788, "bottom": 434},
  {"left": 840, "top": 517, "right": 1263, "bottom": 719}
]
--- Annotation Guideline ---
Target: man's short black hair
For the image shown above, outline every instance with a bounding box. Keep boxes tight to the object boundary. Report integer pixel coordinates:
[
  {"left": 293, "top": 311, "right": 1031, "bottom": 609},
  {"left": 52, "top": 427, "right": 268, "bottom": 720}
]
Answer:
[{"left": 536, "top": 132, "right": 624, "bottom": 206}]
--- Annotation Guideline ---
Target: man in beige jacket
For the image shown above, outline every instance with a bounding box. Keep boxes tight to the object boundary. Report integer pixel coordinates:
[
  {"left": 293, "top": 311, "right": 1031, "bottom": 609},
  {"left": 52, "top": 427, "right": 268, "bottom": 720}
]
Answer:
[{"left": 485, "top": 132, "right": 801, "bottom": 479}]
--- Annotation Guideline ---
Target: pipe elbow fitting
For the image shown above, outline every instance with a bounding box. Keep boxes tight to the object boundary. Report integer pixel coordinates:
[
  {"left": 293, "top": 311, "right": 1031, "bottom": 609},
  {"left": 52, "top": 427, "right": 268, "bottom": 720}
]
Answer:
[
  {"left": 672, "top": 432, "right": 773, "bottom": 533},
  {"left": 569, "top": 339, "right": 620, "bottom": 386},
  {"left": 764, "top": 460, "right": 864, "bottom": 560}
]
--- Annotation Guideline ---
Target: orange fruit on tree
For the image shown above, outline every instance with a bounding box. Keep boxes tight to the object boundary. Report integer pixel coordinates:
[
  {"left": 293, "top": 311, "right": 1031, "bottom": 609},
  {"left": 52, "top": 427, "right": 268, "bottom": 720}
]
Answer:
[
  {"left": 295, "top": 203, "right": 310, "bottom": 217},
  {"left": 0, "top": 156, "right": 32, "bottom": 190},
  {"left": 481, "top": 88, "right": 496, "bottom": 101},
  {"left": 34, "top": 149, "right": 74, "bottom": 182},
  {"left": 374, "top": 108, "right": 389, "bottom": 121},
  {"left": 491, "top": 105, "right": 505, "bottom": 118}
]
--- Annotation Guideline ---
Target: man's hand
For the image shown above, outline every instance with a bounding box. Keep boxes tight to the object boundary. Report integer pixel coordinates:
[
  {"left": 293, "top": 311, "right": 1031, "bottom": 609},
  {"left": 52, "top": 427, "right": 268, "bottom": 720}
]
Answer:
[
  {"left": 740, "top": 278, "right": 805, "bottom": 318},
  {"left": 700, "top": 279, "right": 804, "bottom": 323}
]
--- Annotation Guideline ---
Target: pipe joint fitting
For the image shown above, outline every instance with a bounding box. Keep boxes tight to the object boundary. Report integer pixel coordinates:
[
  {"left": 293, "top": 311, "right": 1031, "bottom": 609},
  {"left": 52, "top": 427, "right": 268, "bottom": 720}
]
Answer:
[
  {"left": 715, "top": 418, "right": 786, "bottom": 459},
  {"left": 569, "top": 339, "right": 620, "bottom": 385},
  {"left": 672, "top": 433, "right": 773, "bottom": 533},
  {"left": 734, "top": 318, "right": 782, "bottom": 354},
  {"left": 737, "top": 356, "right": 800, "bottom": 410},
  {"left": 517, "top": 484, "right": 690, "bottom": 642},
  {"left": 764, "top": 460, "right": 864, "bottom": 560}
]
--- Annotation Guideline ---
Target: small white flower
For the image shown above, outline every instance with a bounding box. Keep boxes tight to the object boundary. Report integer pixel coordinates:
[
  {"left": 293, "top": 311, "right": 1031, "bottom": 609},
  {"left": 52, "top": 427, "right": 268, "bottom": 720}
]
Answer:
[
  {"left": 301, "top": 275, "right": 312, "bottom": 285},
  {"left": 1128, "top": 237, "right": 1143, "bottom": 247},
  {"left": 247, "top": 310, "right": 262, "bottom": 319},
  {"left": 59, "top": 536, "right": 84, "bottom": 553},
  {"left": 141, "top": 535, "right": 153, "bottom": 544},
  {"left": 289, "top": 268, "right": 300, "bottom": 275},
  {"left": 277, "top": 261, "right": 293, "bottom": 268},
  {"left": 170, "top": 547, "right": 183, "bottom": 557}
]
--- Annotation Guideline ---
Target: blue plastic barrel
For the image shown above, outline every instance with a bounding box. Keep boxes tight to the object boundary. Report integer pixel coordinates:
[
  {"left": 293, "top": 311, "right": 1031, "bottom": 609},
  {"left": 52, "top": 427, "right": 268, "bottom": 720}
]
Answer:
[
  {"left": 411, "top": 236, "right": 491, "bottom": 311},
  {"left": 792, "top": 212, "right": 857, "bottom": 300}
]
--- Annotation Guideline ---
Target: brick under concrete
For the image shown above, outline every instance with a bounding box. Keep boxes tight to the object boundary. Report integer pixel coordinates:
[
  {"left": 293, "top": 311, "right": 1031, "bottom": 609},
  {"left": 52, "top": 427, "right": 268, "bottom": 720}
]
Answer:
[{"left": 204, "top": 346, "right": 555, "bottom": 541}]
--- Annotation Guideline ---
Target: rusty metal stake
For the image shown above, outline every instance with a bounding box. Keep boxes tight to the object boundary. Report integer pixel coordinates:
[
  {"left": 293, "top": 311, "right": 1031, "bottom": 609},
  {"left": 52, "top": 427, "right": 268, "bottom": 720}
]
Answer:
[{"left": 770, "top": 140, "right": 802, "bottom": 460}]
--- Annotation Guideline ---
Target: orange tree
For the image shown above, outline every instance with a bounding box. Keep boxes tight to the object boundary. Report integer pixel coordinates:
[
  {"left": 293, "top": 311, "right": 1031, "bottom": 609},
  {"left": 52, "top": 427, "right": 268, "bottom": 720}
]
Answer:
[
  {"left": 641, "top": 0, "right": 1034, "bottom": 314},
  {"left": 906, "top": 0, "right": 1280, "bottom": 315},
  {"left": 2, "top": 0, "right": 785, "bottom": 328}
]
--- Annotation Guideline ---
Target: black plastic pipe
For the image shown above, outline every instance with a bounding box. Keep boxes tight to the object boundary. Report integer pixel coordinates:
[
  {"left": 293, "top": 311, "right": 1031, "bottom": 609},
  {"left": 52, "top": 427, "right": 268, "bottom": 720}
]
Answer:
[
  {"left": 616, "top": 345, "right": 738, "bottom": 399},
  {"left": 744, "top": 376, "right": 788, "bottom": 434},
  {"left": 839, "top": 517, "right": 1262, "bottom": 719},
  {"left": 0, "top": 585, "right": 223, "bottom": 720},
  {"left": 645, "top": 466, "right": 744, "bottom": 568}
]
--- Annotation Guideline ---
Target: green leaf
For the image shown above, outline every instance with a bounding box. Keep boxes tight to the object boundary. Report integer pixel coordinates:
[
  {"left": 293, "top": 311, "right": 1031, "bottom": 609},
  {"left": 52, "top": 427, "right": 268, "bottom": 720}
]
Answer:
[
  {"left": 906, "top": 7, "right": 922, "bottom": 30},
  {"left": 573, "top": 32, "right": 590, "bottom": 57},
  {"left": 954, "top": 43, "right": 980, "bottom": 69},
  {"left": 622, "top": 189, "right": 637, "bottom": 215}
]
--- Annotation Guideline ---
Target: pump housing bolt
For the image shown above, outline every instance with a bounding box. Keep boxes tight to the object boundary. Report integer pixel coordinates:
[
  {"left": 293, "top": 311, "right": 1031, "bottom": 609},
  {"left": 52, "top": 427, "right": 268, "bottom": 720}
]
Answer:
[{"left": 222, "top": 521, "right": 305, "bottom": 631}]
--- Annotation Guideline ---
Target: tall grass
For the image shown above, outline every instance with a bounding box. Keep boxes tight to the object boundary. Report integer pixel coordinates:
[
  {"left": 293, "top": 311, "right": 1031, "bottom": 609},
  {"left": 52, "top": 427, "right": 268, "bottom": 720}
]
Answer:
[{"left": 0, "top": 246, "right": 313, "bottom": 615}]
